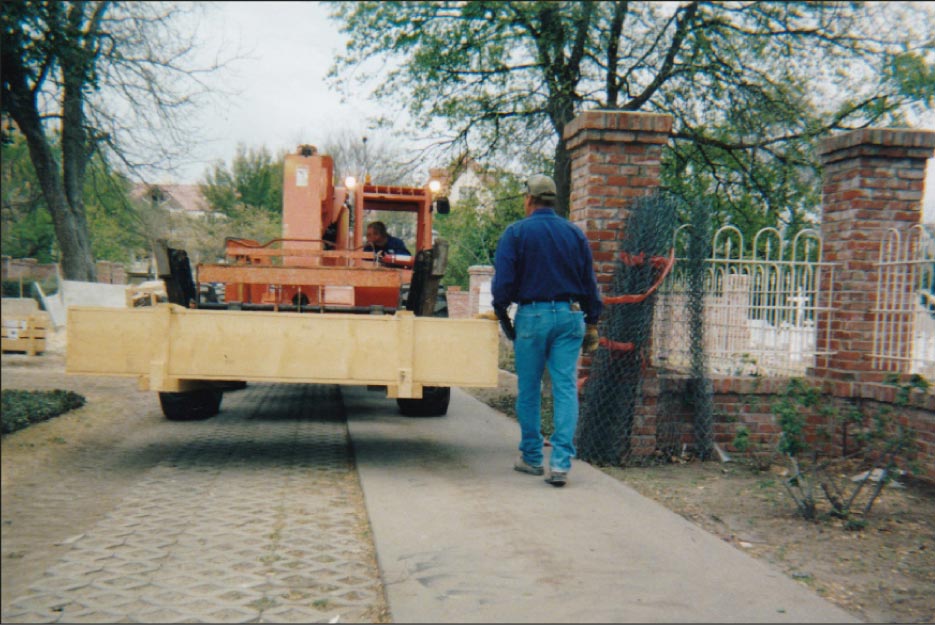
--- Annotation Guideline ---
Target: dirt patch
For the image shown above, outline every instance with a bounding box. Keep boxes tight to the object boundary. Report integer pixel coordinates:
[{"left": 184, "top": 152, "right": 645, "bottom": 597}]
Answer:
[{"left": 465, "top": 375, "right": 935, "bottom": 624}]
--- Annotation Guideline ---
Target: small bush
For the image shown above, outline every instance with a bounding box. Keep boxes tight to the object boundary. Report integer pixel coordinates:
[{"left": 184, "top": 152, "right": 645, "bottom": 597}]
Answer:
[
  {"left": 773, "top": 376, "right": 923, "bottom": 524},
  {"left": 2, "top": 276, "right": 59, "bottom": 306},
  {"left": 1, "top": 389, "right": 86, "bottom": 435}
]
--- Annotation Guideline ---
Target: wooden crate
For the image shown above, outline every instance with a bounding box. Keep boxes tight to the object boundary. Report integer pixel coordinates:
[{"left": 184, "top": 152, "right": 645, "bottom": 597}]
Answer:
[
  {"left": 1, "top": 310, "right": 51, "bottom": 356},
  {"left": 126, "top": 280, "right": 168, "bottom": 308}
]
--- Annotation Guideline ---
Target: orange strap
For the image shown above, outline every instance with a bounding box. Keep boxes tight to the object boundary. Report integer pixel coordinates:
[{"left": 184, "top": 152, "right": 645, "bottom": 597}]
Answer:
[
  {"left": 599, "top": 338, "right": 635, "bottom": 352},
  {"left": 603, "top": 248, "right": 675, "bottom": 305},
  {"left": 577, "top": 248, "right": 676, "bottom": 393}
]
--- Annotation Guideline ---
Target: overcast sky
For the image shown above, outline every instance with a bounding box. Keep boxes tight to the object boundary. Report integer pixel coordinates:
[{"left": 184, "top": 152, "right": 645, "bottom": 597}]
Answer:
[
  {"left": 179, "top": 2, "right": 934, "bottom": 221},
  {"left": 176, "top": 2, "right": 391, "bottom": 183}
]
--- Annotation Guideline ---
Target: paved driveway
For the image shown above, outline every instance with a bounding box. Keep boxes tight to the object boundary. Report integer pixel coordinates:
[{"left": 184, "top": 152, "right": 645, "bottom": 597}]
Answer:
[
  {"left": 4, "top": 343, "right": 858, "bottom": 624},
  {"left": 1, "top": 365, "right": 386, "bottom": 623}
]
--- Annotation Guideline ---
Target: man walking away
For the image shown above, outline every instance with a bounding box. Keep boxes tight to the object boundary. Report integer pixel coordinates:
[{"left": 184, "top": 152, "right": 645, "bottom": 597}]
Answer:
[{"left": 490, "top": 175, "right": 602, "bottom": 487}]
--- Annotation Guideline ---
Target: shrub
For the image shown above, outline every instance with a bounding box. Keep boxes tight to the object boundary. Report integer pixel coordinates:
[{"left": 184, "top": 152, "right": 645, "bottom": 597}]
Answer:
[
  {"left": 773, "top": 376, "right": 924, "bottom": 524},
  {"left": 2, "top": 276, "right": 60, "bottom": 305},
  {"left": 731, "top": 425, "right": 778, "bottom": 472},
  {"left": 1, "top": 389, "right": 86, "bottom": 435}
]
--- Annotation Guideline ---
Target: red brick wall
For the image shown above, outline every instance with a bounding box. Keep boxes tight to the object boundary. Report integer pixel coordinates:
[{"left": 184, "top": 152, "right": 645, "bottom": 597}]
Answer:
[
  {"left": 816, "top": 128, "right": 935, "bottom": 384},
  {"left": 95, "top": 261, "right": 127, "bottom": 285},
  {"left": 564, "top": 111, "right": 673, "bottom": 378},
  {"left": 2, "top": 257, "right": 127, "bottom": 285},
  {"left": 558, "top": 114, "right": 935, "bottom": 481},
  {"left": 446, "top": 287, "right": 470, "bottom": 319},
  {"left": 564, "top": 111, "right": 672, "bottom": 296},
  {"left": 635, "top": 376, "right": 935, "bottom": 481},
  {"left": 2, "top": 257, "right": 58, "bottom": 282}
]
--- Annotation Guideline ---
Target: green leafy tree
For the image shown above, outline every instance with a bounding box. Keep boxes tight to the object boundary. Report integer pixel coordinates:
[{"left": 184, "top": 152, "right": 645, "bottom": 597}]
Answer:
[
  {"left": 83, "top": 156, "right": 148, "bottom": 263},
  {"left": 330, "top": 1, "right": 934, "bottom": 236},
  {"left": 2, "top": 2, "right": 231, "bottom": 280},
  {"left": 1, "top": 129, "right": 55, "bottom": 261},
  {"left": 201, "top": 144, "right": 284, "bottom": 219},
  {"left": 435, "top": 169, "right": 524, "bottom": 288},
  {"left": 3, "top": 124, "right": 147, "bottom": 264},
  {"left": 199, "top": 144, "right": 285, "bottom": 258}
]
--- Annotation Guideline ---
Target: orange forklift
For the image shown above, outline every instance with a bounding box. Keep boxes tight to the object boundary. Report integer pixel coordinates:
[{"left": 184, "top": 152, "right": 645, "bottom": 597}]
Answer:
[{"left": 66, "top": 145, "right": 498, "bottom": 421}]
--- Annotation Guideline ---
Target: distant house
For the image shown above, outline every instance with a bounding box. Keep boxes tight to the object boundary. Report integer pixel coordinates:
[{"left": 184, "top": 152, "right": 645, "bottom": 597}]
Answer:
[
  {"left": 131, "top": 183, "right": 213, "bottom": 218},
  {"left": 431, "top": 158, "right": 497, "bottom": 213}
]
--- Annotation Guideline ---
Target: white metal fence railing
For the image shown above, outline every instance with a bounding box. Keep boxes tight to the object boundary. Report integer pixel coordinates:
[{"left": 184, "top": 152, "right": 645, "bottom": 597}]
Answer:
[
  {"left": 872, "top": 224, "right": 935, "bottom": 379},
  {"left": 653, "top": 226, "right": 836, "bottom": 377}
]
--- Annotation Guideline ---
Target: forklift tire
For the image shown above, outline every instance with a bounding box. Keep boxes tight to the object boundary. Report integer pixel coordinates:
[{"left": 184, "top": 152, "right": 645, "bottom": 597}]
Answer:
[
  {"left": 159, "top": 389, "right": 223, "bottom": 421},
  {"left": 217, "top": 380, "right": 248, "bottom": 391},
  {"left": 396, "top": 386, "right": 451, "bottom": 417}
]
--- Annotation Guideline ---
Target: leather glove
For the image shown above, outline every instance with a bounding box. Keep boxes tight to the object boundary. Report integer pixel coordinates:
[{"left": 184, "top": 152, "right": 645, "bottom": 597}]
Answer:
[
  {"left": 582, "top": 324, "right": 600, "bottom": 354},
  {"left": 494, "top": 306, "right": 516, "bottom": 341},
  {"left": 498, "top": 316, "right": 516, "bottom": 341},
  {"left": 476, "top": 309, "right": 516, "bottom": 341}
]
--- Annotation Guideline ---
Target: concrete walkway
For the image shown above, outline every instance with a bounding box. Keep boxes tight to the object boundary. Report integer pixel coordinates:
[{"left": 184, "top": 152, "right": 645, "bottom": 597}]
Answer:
[{"left": 344, "top": 386, "right": 858, "bottom": 624}]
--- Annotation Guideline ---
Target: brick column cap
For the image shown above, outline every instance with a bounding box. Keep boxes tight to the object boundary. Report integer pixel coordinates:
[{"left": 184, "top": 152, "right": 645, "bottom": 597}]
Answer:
[
  {"left": 818, "top": 127, "right": 935, "bottom": 165},
  {"left": 467, "top": 265, "right": 494, "bottom": 275},
  {"left": 564, "top": 110, "right": 673, "bottom": 150}
]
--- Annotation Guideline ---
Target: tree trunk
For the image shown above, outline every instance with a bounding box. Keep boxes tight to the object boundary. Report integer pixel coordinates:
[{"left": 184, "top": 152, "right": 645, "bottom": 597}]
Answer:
[
  {"left": 22, "top": 119, "right": 96, "bottom": 281},
  {"left": 552, "top": 136, "right": 572, "bottom": 218},
  {"left": 61, "top": 59, "right": 96, "bottom": 281},
  {"left": 2, "top": 56, "right": 96, "bottom": 281}
]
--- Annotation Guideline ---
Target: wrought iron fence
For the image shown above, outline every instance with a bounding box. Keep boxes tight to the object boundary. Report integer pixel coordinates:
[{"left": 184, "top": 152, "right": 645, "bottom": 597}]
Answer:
[
  {"left": 872, "top": 224, "right": 935, "bottom": 379},
  {"left": 653, "top": 226, "right": 836, "bottom": 377}
]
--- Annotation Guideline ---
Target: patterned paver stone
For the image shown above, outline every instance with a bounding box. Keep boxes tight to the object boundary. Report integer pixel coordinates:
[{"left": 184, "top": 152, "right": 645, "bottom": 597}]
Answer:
[{"left": 2, "top": 384, "right": 386, "bottom": 623}]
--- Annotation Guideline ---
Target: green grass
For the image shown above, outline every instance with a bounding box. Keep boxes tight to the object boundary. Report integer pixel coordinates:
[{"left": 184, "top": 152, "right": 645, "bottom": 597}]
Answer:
[{"left": 1, "top": 389, "right": 86, "bottom": 435}]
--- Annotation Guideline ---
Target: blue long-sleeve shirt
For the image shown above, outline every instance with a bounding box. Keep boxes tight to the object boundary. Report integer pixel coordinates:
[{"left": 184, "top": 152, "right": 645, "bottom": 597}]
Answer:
[
  {"left": 364, "top": 235, "right": 411, "bottom": 256},
  {"left": 492, "top": 208, "right": 603, "bottom": 324}
]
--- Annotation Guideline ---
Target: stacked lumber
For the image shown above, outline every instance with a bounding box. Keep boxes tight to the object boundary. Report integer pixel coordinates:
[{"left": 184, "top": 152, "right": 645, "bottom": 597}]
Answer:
[{"left": 125, "top": 280, "right": 168, "bottom": 308}]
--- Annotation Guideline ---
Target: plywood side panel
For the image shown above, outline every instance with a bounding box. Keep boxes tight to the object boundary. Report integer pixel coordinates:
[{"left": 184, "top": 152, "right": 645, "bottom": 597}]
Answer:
[{"left": 66, "top": 305, "right": 499, "bottom": 393}]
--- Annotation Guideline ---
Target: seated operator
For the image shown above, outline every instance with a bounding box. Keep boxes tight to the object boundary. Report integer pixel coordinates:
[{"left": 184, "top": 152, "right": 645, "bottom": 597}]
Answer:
[{"left": 364, "top": 221, "right": 411, "bottom": 257}]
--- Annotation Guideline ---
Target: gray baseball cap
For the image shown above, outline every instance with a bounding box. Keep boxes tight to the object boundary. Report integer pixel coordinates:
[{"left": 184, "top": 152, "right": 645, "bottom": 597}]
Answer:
[{"left": 525, "top": 174, "right": 557, "bottom": 199}]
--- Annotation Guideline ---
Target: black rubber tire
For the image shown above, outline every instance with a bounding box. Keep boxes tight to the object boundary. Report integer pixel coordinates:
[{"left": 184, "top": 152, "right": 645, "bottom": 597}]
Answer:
[
  {"left": 396, "top": 386, "right": 451, "bottom": 417},
  {"left": 159, "top": 389, "right": 223, "bottom": 421},
  {"left": 217, "top": 380, "right": 247, "bottom": 390}
]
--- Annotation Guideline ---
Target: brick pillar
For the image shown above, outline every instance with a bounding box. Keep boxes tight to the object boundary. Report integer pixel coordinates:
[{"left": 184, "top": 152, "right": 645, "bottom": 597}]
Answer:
[
  {"left": 817, "top": 128, "right": 935, "bottom": 387},
  {"left": 445, "top": 286, "right": 470, "bottom": 319},
  {"left": 95, "top": 261, "right": 112, "bottom": 284},
  {"left": 468, "top": 265, "right": 495, "bottom": 315},
  {"left": 563, "top": 110, "right": 673, "bottom": 377}
]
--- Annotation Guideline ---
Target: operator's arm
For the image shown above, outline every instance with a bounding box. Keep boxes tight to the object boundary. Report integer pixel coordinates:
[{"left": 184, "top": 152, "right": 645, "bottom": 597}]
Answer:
[
  {"left": 578, "top": 232, "right": 602, "bottom": 353},
  {"left": 579, "top": 234, "right": 603, "bottom": 325},
  {"left": 386, "top": 236, "right": 411, "bottom": 257},
  {"left": 492, "top": 227, "right": 517, "bottom": 314},
  {"left": 491, "top": 228, "right": 518, "bottom": 340}
]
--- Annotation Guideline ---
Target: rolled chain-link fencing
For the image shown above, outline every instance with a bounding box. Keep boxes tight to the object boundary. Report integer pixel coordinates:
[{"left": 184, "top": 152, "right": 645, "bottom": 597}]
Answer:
[
  {"left": 576, "top": 192, "right": 713, "bottom": 466},
  {"left": 686, "top": 198, "right": 714, "bottom": 460}
]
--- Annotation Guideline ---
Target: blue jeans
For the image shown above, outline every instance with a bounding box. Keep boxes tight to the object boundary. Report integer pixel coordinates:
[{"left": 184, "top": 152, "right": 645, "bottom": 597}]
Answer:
[{"left": 514, "top": 302, "right": 585, "bottom": 472}]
